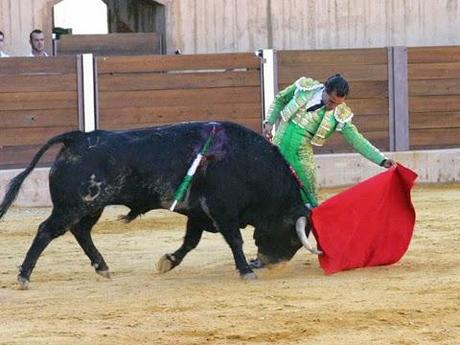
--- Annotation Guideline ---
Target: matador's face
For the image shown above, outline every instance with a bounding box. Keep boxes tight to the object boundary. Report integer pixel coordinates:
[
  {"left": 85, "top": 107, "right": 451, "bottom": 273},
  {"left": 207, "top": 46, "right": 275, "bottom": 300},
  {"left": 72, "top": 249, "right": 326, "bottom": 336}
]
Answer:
[{"left": 322, "top": 90, "right": 345, "bottom": 110}]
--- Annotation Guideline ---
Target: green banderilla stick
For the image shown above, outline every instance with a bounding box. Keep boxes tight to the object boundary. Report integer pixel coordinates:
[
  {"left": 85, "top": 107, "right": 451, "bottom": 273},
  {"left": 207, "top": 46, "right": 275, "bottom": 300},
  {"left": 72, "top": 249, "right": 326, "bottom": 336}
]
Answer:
[{"left": 170, "top": 126, "right": 216, "bottom": 211}]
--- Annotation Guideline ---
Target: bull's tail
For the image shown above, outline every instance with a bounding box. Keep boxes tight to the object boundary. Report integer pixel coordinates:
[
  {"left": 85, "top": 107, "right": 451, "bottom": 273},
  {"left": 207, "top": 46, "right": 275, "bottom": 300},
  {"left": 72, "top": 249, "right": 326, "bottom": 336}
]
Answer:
[{"left": 0, "top": 131, "right": 83, "bottom": 220}]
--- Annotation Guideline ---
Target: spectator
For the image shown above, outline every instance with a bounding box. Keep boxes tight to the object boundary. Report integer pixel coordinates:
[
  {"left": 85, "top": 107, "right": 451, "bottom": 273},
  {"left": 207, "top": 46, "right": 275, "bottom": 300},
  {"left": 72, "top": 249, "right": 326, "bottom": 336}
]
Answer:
[
  {"left": 29, "top": 29, "right": 48, "bottom": 57},
  {"left": 0, "top": 31, "right": 9, "bottom": 57}
]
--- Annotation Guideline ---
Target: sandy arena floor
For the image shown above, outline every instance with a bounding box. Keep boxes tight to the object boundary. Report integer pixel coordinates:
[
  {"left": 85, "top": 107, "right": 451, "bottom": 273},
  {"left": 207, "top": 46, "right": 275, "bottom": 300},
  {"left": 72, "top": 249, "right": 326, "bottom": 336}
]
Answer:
[{"left": 0, "top": 184, "right": 459, "bottom": 345}]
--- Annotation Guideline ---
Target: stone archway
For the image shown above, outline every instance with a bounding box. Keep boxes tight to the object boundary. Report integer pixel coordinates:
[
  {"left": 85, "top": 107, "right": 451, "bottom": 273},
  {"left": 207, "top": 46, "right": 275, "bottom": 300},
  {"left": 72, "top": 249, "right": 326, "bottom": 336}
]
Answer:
[{"left": 44, "top": 0, "right": 168, "bottom": 55}]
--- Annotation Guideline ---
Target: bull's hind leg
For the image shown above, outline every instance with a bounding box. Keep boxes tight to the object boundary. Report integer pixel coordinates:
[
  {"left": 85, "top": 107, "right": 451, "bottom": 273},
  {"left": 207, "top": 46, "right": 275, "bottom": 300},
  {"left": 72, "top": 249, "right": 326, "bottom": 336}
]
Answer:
[
  {"left": 157, "top": 217, "right": 204, "bottom": 273},
  {"left": 18, "top": 208, "right": 82, "bottom": 289},
  {"left": 70, "top": 209, "right": 111, "bottom": 279}
]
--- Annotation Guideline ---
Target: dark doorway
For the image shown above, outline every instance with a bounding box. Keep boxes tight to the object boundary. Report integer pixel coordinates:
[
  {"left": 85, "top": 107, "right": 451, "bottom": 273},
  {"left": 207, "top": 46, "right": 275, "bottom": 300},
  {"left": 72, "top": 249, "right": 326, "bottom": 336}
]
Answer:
[{"left": 102, "top": 0, "right": 166, "bottom": 53}]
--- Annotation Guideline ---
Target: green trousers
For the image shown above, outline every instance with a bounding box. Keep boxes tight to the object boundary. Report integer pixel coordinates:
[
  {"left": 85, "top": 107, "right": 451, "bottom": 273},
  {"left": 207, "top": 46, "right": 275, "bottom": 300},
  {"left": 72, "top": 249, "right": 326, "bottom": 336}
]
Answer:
[{"left": 274, "top": 121, "right": 318, "bottom": 207}]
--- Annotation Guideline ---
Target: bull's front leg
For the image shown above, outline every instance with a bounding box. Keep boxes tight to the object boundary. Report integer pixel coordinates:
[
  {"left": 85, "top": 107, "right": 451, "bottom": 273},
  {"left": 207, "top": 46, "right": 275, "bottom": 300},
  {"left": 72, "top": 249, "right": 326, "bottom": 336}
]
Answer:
[
  {"left": 200, "top": 197, "right": 255, "bottom": 279},
  {"left": 157, "top": 217, "right": 204, "bottom": 273},
  {"left": 220, "top": 226, "right": 256, "bottom": 280}
]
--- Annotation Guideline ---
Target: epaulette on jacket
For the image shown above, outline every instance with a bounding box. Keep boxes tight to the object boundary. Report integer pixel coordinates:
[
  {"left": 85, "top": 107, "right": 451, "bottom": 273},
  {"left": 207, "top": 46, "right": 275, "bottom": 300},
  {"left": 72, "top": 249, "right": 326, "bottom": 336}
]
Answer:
[
  {"left": 334, "top": 103, "right": 354, "bottom": 123},
  {"left": 295, "top": 77, "right": 323, "bottom": 92}
]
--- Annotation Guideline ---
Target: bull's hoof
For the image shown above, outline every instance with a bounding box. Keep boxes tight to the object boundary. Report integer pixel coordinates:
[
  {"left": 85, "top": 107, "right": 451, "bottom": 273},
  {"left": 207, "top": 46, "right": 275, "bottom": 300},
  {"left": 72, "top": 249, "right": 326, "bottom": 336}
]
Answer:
[
  {"left": 157, "top": 254, "right": 178, "bottom": 274},
  {"left": 17, "top": 275, "right": 29, "bottom": 290},
  {"left": 240, "top": 271, "right": 257, "bottom": 280},
  {"left": 96, "top": 269, "right": 112, "bottom": 279}
]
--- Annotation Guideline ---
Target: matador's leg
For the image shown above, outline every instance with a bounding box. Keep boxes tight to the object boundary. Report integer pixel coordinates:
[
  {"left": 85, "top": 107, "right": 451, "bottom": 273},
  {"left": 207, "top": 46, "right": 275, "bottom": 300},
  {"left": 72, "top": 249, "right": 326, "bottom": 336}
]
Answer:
[
  {"left": 296, "top": 143, "right": 318, "bottom": 207},
  {"left": 274, "top": 122, "right": 319, "bottom": 207}
]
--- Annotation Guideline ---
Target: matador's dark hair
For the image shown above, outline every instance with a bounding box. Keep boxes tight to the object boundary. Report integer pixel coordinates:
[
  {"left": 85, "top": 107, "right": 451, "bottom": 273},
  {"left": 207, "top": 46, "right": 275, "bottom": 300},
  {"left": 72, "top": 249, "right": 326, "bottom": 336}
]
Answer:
[{"left": 324, "top": 74, "right": 349, "bottom": 97}]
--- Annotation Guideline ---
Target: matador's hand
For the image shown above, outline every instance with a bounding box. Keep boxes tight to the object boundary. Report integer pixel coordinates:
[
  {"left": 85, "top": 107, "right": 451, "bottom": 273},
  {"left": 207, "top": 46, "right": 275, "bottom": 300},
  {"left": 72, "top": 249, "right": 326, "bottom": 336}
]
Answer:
[{"left": 381, "top": 158, "right": 396, "bottom": 169}]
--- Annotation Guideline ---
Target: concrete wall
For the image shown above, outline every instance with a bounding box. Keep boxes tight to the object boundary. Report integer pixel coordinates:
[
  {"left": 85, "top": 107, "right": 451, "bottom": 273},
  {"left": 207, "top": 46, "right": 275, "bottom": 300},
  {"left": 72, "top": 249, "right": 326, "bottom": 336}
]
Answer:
[
  {"left": 2, "top": 0, "right": 460, "bottom": 56},
  {"left": 316, "top": 148, "right": 460, "bottom": 187},
  {"left": 2, "top": 148, "right": 459, "bottom": 207},
  {"left": 0, "top": 168, "right": 52, "bottom": 207}
]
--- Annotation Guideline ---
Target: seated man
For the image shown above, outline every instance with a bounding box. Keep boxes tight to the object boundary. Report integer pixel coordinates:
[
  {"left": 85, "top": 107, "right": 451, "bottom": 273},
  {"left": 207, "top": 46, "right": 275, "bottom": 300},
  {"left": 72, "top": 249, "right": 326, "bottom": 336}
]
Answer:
[
  {"left": 0, "top": 31, "right": 9, "bottom": 57},
  {"left": 28, "top": 29, "right": 48, "bottom": 57}
]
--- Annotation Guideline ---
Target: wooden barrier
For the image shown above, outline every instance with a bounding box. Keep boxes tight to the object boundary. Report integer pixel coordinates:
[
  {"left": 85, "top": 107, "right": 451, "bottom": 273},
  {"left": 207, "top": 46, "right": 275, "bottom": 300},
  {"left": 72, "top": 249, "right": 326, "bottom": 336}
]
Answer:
[
  {"left": 54, "top": 33, "right": 163, "bottom": 56},
  {"left": 2, "top": 47, "right": 460, "bottom": 170},
  {"left": 0, "top": 56, "right": 79, "bottom": 169},
  {"left": 277, "top": 49, "right": 390, "bottom": 154},
  {"left": 96, "top": 53, "right": 262, "bottom": 132},
  {"left": 408, "top": 46, "right": 460, "bottom": 149}
]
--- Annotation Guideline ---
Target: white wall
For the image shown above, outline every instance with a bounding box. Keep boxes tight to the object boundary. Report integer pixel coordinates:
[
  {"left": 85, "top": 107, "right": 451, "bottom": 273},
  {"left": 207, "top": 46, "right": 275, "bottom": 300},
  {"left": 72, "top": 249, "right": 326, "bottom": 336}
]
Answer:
[
  {"left": 167, "top": 0, "right": 460, "bottom": 54},
  {"left": 2, "top": 0, "right": 460, "bottom": 56}
]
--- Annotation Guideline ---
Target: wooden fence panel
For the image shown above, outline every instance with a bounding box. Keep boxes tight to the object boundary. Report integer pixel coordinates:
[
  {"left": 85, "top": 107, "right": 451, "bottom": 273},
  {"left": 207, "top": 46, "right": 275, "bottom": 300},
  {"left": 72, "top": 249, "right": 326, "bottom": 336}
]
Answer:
[
  {"left": 277, "top": 49, "right": 390, "bottom": 154},
  {"left": 55, "top": 33, "right": 163, "bottom": 56},
  {"left": 408, "top": 46, "right": 460, "bottom": 149},
  {"left": 0, "top": 56, "right": 76, "bottom": 74},
  {"left": 97, "top": 53, "right": 262, "bottom": 132},
  {"left": 0, "top": 57, "right": 79, "bottom": 169},
  {"left": 97, "top": 53, "right": 260, "bottom": 73}
]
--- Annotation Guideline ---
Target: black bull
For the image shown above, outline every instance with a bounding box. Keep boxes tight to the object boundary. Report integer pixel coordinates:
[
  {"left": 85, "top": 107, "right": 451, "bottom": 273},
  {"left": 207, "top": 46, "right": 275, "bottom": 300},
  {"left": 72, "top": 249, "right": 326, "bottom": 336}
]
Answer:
[{"left": 0, "top": 121, "right": 320, "bottom": 289}]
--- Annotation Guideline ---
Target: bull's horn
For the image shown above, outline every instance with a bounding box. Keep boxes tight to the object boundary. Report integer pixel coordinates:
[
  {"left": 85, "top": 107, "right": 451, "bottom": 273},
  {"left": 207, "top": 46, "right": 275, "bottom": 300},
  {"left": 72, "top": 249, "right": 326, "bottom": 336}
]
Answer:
[{"left": 296, "top": 217, "right": 323, "bottom": 255}]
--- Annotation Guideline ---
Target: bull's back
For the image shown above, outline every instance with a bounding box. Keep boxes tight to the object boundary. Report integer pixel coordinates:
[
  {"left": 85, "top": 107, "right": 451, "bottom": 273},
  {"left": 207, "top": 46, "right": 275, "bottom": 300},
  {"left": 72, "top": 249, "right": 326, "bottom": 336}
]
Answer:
[{"left": 47, "top": 122, "right": 299, "bottom": 210}]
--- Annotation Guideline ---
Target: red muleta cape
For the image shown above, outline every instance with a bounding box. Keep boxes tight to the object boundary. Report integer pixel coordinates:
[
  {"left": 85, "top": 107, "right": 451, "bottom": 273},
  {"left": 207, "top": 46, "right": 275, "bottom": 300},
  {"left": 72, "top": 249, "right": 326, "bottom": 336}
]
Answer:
[{"left": 311, "top": 164, "right": 417, "bottom": 274}]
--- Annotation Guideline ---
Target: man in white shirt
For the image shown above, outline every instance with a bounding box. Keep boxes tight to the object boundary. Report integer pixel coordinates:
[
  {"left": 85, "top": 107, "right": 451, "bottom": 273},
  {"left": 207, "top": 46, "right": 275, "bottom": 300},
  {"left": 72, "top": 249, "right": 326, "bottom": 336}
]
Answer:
[
  {"left": 0, "top": 31, "right": 9, "bottom": 57},
  {"left": 29, "top": 29, "right": 48, "bottom": 57}
]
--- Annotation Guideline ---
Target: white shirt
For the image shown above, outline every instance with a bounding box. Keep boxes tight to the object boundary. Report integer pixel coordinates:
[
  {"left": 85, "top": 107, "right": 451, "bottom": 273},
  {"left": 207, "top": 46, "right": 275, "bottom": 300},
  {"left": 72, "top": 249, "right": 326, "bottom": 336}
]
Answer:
[{"left": 304, "top": 87, "right": 324, "bottom": 110}]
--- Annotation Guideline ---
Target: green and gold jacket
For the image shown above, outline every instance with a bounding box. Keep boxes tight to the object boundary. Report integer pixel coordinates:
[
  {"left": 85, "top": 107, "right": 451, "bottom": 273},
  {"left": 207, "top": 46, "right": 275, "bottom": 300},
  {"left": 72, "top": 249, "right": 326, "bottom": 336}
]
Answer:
[{"left": 267, "top": 77, "right": 386, "bottom": 165}]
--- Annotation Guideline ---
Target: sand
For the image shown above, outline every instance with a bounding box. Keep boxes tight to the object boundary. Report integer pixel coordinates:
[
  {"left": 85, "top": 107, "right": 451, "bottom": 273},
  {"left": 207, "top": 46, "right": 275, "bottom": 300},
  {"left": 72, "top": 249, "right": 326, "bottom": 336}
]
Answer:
[{"left": 0, "top": 184, "right": 459, "bottom": 344}]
